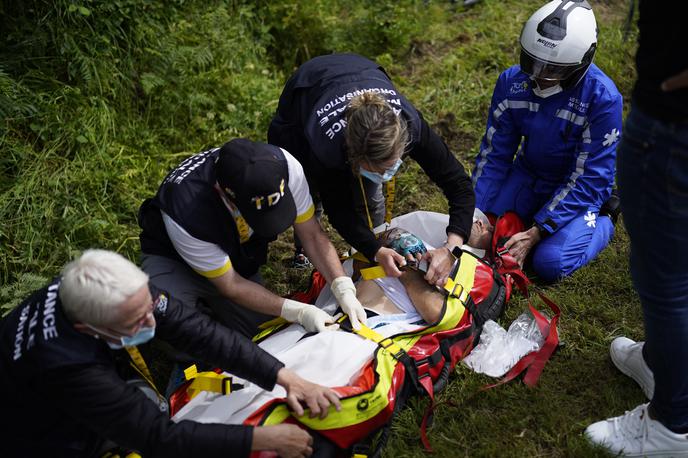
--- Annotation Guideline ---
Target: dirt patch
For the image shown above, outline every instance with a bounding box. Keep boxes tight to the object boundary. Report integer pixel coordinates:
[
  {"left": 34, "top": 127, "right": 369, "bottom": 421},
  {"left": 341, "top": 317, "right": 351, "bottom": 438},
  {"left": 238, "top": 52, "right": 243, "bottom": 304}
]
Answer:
[
  {"left": 400, "top": 29, "right": 474, "bottom": 78},
  {"left": 432, "top": 112, "right": 478, "bottom": 157}
]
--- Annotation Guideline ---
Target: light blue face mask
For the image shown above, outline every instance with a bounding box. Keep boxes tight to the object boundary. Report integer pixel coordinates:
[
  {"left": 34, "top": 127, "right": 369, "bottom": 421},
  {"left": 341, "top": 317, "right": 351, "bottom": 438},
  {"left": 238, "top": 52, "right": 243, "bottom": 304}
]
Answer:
[
  {"left": 88, "top": 324, "right": 156, "bottom": 349},
  {"left": 359, "top": 158, "right": 403, "bottom": 184}
]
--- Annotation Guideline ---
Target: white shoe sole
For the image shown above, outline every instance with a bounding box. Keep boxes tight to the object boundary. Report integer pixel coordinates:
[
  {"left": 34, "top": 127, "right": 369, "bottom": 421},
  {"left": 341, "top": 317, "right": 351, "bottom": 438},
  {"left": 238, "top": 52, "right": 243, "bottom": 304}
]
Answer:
[
  {"left": 621, "top": 450, "right": 688, "bottom": 457},
  {"left": 610, "top": 343, "right": 654, "bottom": 400}
]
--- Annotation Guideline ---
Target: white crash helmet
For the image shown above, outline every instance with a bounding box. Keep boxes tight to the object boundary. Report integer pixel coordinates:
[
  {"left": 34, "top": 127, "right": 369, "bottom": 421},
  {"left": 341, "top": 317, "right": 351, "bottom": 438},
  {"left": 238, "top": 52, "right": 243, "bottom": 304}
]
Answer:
[{"left": 520, "top": 0, "right": 597, "bottom": 90}]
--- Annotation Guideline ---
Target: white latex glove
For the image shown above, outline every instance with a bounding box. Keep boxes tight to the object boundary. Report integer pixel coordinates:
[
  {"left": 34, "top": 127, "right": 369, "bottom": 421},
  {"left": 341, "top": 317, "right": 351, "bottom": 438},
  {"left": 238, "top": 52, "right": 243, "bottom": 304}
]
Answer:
[
  {"left": 330, "top": 276, "right": 367, "bottom": 330},
  {"left": 280, "top": 299, "right": 338, "bottom": 333}
]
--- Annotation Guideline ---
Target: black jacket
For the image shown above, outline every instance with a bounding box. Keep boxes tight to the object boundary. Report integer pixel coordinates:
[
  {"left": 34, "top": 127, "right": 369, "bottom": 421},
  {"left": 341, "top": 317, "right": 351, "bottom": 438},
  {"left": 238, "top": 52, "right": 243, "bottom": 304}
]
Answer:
[
  {"left": 0, "top": 278, "right": 284, "bottom": 457},
  {"left": 268, "top": 53, "right": 474, "bottom": 261}
]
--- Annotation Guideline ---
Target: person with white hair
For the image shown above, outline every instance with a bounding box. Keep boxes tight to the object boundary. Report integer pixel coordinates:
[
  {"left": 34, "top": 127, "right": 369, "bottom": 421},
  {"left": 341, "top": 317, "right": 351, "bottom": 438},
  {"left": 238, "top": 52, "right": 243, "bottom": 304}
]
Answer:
[
  {"left": 0, "top": 249, "right": 340, "bottom": 458},
  {"left": 471, "top": 0, "right": 622, "bottom": 282}
]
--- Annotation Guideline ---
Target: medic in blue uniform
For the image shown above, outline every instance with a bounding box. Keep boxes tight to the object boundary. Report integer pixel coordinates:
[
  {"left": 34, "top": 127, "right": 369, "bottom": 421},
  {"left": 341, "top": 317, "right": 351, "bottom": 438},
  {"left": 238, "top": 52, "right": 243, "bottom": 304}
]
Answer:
[{"left": 472, "top": 0, "right": 622, "bottom": 282}]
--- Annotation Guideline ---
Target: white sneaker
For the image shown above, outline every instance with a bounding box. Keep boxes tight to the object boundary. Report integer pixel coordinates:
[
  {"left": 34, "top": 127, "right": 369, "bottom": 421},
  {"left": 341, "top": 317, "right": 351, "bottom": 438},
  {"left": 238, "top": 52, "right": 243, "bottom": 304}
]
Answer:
[
  {"left": 611, "top": 337, "right": 655, "bottom": 400},
  {"left": 585, "top": 403, "right": 688, "bottom": 457}
]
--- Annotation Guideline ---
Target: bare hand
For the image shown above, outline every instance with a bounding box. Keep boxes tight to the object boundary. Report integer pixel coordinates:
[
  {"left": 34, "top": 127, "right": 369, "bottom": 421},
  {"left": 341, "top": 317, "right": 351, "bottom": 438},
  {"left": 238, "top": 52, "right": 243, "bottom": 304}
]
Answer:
[
  {"left": 252, "top": 424, "right": 313, "bottom": 458},
  {"left": 375, "top": 247, "right": 405, "bottom": 277},
  {"left": 662, "top": 69, "right": 688, "bottom": 92},
  {"left": 421, "top": 246, "right": 454, "bottom": 288},
  {"left": 503, "top": 227, "right": 541, "bottom": 267},
  {"left": 277, "top": 368, "right": 341, "bottom": 419}
]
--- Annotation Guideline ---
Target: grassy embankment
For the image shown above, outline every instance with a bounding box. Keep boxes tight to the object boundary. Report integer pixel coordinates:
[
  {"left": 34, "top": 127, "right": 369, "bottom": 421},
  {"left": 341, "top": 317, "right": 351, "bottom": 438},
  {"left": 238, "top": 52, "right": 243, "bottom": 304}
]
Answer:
[{"left": 1, "top": 1, "right": 639, "bottom": 456}]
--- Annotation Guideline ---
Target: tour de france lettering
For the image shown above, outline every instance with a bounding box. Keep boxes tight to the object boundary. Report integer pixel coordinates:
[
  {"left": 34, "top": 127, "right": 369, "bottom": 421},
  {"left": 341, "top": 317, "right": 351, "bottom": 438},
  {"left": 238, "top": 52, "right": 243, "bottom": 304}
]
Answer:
[
  {"left": 316, "top": 88, "right": 403, "bottom": 141},
  {"left": 252, "top": 179, "right": 286, "bottom": 210},
  {"left": 14, "top": 281, "right": 60, "bottom": 361},
  {"left": 164, "top": 148, "right": 218, "bottom": 185}
]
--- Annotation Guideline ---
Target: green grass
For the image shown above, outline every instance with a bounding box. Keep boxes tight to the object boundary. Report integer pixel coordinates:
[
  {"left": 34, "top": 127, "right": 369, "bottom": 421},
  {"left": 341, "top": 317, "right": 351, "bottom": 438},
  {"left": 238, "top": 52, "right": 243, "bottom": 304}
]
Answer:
[{"left": 0, "top": 0, "right": 642, "bottom": 456}]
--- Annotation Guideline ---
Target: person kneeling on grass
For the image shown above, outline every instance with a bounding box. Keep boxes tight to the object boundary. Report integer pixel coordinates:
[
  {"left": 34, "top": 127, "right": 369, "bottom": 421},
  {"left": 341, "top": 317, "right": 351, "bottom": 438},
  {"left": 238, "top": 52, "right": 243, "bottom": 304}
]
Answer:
[
  {"left": 471, "top": 0, "right": 622, "bottom": 281},
  {"left": 0, "top": 249, "right": 340, "bottom": 458}
]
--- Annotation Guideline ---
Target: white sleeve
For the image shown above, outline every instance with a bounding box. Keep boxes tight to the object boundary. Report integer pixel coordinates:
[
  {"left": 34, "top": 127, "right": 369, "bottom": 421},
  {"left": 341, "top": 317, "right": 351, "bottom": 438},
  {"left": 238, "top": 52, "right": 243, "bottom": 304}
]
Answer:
[
  {"left": 282, "top": 148, "right": 315, "bottom": 224},
  {"left": 161, "top": 211, "right": 232, "bottom": 278}
]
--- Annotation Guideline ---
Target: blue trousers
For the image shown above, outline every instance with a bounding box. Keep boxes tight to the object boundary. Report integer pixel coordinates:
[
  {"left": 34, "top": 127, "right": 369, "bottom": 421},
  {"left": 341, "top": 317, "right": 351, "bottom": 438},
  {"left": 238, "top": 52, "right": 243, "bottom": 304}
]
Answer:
[
  {"left": 618, "top": 105, "right": 688, "bottom": 431},
  {"left": 485, "top": 163, "right": 614, "bottom": 282}
]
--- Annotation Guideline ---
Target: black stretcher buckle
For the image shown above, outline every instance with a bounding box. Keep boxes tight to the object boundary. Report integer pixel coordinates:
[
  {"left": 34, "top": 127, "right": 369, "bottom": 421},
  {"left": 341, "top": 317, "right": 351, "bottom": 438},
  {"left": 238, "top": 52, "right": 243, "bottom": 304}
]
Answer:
[{"left": 496, "top": 246, "right": 510, "bottom": 257}]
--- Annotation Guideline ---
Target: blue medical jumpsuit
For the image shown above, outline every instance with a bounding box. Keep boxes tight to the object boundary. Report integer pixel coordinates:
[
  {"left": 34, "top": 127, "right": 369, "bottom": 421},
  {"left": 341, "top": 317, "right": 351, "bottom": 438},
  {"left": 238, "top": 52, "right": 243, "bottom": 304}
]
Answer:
[{"left": 472, "top": 63, "right": 622, "bottom": 281}]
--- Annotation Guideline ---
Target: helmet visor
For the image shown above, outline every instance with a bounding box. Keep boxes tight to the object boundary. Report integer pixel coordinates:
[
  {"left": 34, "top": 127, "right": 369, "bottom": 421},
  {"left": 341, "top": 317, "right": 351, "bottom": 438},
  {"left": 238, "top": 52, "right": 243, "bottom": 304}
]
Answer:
[{"left": 520, "top": 49, "right": 580, "bottom": 81}]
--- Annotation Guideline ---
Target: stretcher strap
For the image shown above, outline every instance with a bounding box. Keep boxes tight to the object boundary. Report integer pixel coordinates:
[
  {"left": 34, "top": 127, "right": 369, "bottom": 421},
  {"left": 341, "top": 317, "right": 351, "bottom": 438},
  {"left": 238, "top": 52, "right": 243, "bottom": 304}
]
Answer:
[
  {"left": 443, "top": 276, "right": 467, "bottom": 301},
  {"left": 101, "top": 451, "right": 142, "bottom": 458},
  {"left": 183, "top": 364, "right": 232, "bottom": 398},
  {"left": 419, "top": 374, "right": 436, "bottom": 452},
  {"left": 257, "top": 316, "right": 289, "bottom": 330},
  {"left": 485, "top": 266, "right": 561, "bottom": 389},
  {"left": 125, "top": 346, "right": 162, "bottom": 398},
  {"left": 337, "top": 315, "right": 407, "bottom": 361},
  {"left": 360, "top": 265, "right": 386, "bottom": 280},
  {"left": 350, "top": 251, "right": 371, "bottom": 263}
]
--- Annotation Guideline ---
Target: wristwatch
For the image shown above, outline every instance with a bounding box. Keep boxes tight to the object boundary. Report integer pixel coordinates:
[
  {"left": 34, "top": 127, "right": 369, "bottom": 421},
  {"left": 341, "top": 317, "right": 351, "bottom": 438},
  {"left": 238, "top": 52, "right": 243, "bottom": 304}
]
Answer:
[
  {"left": 532, "top": 222, "right": 548, "bottom": 238},
  {"left": 444, "top": 244, "right": 463, "bottom": 259}
]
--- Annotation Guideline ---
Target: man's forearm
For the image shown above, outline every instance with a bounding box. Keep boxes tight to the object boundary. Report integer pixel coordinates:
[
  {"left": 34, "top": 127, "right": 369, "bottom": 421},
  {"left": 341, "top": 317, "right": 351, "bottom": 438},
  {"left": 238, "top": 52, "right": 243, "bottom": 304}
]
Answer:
[
  {"left": 295, "top": 218, "right": 346, "bottom": 283},
  {"left": 399, "top": 270, "right": 444, "bottom": 324},
  {"left": 210, "top": 270, "right": 285, "bottom": 316}
]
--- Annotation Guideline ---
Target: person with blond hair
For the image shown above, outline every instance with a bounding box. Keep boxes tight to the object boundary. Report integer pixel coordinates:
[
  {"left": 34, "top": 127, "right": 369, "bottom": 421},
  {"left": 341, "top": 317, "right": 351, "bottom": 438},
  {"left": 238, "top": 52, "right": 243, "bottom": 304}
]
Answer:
[
  {"left": 0, "top": 249, "right": 340, "bottom": 457},
  {"left": 268, "top": 53, "right": 474, "bottom": 288}
]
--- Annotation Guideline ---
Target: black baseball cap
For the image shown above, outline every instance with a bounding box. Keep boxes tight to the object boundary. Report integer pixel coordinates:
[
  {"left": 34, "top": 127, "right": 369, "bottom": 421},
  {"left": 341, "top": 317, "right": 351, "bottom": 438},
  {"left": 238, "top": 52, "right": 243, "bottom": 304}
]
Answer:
[{"left": 216, "top": 139, "right": 296, "bottom": 238}]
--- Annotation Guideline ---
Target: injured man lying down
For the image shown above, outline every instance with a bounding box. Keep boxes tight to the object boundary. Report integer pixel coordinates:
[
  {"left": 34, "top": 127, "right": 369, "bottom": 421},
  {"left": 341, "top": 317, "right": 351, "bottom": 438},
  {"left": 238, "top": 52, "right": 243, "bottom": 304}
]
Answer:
[{"left": 173, "top": 211, "right": 479, "bottom": 426}]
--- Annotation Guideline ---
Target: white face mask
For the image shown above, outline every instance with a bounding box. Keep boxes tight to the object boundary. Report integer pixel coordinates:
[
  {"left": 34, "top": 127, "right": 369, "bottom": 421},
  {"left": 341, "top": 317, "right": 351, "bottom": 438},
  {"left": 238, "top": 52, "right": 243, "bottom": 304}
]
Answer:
[{"left": 531, "top": 79, "right": 563, "bottom": 98}]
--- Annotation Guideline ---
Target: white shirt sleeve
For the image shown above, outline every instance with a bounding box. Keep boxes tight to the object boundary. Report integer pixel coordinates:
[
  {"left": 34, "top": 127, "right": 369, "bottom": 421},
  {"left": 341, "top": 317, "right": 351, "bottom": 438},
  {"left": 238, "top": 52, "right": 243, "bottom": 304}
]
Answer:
[
  {"left": 161, "top": 211, "right": 232, "bottom": 278},
  {"left": 282, "top": 148, "right": 315, "bottom": 223}
]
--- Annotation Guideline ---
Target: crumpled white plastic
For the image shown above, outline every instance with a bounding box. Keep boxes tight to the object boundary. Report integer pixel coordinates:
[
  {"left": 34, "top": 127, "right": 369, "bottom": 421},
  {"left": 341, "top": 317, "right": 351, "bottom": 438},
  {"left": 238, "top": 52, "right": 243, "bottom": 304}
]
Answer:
[{"left": 463, "top": 311, "right": 546, "bottom": 378}]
